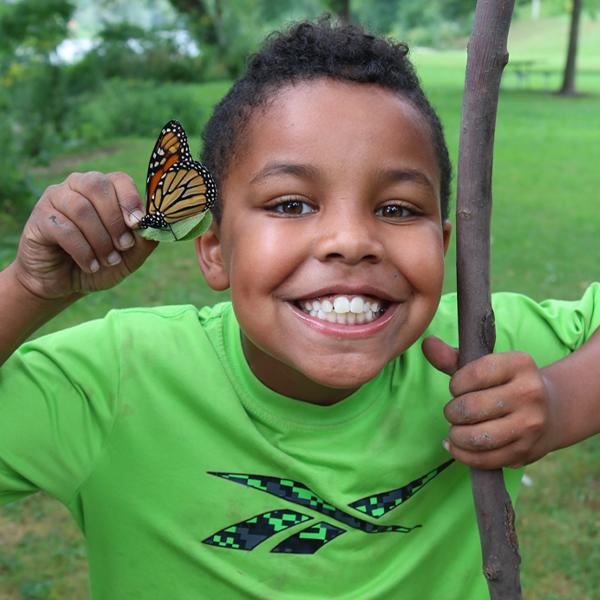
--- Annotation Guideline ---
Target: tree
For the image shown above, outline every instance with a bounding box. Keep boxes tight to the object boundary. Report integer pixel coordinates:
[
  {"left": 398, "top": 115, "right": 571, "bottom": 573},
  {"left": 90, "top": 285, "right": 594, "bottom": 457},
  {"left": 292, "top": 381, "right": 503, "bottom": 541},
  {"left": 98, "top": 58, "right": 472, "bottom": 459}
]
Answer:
[
  {"left": 456, "top": 0, "right": 522, "bottom": 595},
  {"left": 165, "top": 0, "right": 294, "bottom": 78},
  {"left": 558, "top": 0, "right": 583, "bottom": 95},
  {"left": 0, "top": 0, "right": 74, "bottom": 58},
  {"left": 0, "top": 0, "right": 76, "bottom": 210},
  {"left": 330, "top": 0, "right": 351, "bottom": 22}
]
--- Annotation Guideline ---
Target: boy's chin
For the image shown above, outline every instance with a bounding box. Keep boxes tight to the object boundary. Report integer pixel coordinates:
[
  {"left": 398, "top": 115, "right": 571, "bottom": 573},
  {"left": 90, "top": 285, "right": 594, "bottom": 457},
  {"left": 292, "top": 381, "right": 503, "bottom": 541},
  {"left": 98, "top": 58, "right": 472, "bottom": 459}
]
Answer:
[
  {"left": 296, "top": 361, "right": 388, "bottom": 398},
  {"left": 309, "top": 369, "right": 381, "bottom": 390}
]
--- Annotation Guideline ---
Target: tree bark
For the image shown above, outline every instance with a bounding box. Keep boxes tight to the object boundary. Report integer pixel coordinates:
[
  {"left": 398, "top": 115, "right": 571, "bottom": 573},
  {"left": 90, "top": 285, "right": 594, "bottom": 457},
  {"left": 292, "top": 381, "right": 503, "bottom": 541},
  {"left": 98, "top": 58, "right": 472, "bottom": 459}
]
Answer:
[
  {"left": 330, "top": 0, "right": 351, "bottom": 23},
  {"left": 559, "top": 0, "right": 583, "bottom": 95},
  {"left": 456, "top": 0, "right": 523, "bottom": 598}
]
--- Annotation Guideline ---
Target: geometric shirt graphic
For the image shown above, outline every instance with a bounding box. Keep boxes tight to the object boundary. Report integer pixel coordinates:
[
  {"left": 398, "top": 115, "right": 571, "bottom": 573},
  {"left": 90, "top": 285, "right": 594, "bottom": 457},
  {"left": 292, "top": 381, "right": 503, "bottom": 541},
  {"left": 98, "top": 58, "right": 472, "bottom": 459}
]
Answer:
[
  {"left": 271, "top": 522, "right": 346, "bottom": 554},
  {"left": 202, "top": 459, "right": 454, "bottom": 555},
  {"left": 348, "top": 458, "right": 455, "bottom": 517},
  {"left": 203, "top": 510, "right": 311, "bottom": 551}
]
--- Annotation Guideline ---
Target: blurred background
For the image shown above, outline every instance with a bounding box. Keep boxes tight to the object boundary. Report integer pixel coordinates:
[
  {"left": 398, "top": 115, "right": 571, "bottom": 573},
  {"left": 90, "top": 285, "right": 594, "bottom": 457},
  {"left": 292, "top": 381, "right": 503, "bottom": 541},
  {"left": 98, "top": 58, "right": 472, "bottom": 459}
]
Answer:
[{"left": 0, "top": 0, "right": 599, "bottom": 598}]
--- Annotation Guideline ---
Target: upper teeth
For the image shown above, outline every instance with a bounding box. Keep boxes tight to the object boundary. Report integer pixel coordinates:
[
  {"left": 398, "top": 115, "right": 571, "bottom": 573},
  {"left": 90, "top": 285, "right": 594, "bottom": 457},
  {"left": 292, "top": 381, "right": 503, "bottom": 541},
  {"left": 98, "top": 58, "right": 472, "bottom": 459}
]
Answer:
[{"left": 299, "top": 295, "right": 384, "bottom": 325}]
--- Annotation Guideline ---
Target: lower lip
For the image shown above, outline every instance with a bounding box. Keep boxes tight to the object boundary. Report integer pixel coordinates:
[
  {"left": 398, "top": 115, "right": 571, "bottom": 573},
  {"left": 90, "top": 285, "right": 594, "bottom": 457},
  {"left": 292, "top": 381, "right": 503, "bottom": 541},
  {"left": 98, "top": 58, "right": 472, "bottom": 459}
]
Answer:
[{"left": 288, "top": 302, "right": 401, "bottom": 338}]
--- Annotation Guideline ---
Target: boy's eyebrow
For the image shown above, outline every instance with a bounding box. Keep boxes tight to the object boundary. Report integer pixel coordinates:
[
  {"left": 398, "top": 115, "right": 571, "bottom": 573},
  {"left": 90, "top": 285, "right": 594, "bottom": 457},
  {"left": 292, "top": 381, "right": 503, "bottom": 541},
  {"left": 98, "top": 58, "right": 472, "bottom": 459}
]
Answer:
[
  {"left": 377, "top": 168, "right": 437, "bottom": 194},
  {"left": 250, "top": 163, "right": 437, "bottom": 195},
  {"left": 250, "top": 162, "right": 322, "bottom": 185}
]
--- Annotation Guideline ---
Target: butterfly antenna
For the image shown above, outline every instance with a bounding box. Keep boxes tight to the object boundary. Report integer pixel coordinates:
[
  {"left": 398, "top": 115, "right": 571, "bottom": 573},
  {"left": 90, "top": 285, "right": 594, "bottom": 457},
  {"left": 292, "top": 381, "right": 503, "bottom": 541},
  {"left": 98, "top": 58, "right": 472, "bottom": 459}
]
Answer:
[
  {"left": 169, "top": 222, "right": 178, "bottom": 241},
  {"left": 118, "top": 202, "right": 143, "bottom": 226}
]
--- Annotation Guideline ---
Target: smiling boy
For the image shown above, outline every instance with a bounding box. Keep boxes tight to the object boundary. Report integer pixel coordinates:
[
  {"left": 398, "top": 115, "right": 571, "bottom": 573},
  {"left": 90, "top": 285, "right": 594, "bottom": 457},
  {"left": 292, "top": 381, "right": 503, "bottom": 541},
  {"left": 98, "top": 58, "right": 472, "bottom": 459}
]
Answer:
[
  {"left": 200, "top": 78, "right": 451, "bottom": 402},
  {"left": 1, "top": 18, "right": 600, "bottom": 600}
]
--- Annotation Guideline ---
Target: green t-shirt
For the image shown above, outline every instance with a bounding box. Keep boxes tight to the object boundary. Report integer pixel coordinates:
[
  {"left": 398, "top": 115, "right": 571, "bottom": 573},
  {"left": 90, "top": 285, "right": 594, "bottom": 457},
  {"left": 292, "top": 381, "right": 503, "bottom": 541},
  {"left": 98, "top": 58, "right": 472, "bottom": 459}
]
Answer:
[{"left": 1, "top": 286, "right": 599, "bottom": 599}]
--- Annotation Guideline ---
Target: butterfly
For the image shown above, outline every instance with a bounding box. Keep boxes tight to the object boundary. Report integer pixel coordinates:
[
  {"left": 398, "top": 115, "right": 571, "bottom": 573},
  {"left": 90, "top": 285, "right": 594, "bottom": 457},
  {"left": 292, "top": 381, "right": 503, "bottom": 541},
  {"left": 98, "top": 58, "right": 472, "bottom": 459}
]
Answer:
[{"left": 137, "top": 120, "right": 217, "bottom": 239}]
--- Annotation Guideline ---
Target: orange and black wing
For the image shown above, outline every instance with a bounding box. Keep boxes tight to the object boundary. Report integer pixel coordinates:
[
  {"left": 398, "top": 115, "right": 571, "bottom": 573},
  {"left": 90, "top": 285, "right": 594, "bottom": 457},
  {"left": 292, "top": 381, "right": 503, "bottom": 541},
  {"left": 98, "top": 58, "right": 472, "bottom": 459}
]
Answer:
[
  {"left": 150, "top": 160, "right": 217, "bottom": 224},
  {"left": 139, "top": 120, "right": 217, "bottom": 231},
  {"left": 145, "top": 120, "right": 192, "bottom": 209}
]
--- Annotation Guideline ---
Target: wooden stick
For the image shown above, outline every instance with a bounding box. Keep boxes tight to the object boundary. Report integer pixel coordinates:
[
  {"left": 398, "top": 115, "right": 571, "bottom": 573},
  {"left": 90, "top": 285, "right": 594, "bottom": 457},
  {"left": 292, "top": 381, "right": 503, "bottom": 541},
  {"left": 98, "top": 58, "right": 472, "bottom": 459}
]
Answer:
[{"left": 456, "top": 0, "right": 522, "bottom": 598}]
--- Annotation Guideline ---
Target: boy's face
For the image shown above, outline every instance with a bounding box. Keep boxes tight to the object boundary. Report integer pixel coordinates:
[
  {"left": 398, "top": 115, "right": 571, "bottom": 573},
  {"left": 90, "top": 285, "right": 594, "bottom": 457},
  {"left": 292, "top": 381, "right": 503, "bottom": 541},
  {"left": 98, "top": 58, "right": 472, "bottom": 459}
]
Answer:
[{"left": 197, "top": 80, "right": 452, "bottom": 404}]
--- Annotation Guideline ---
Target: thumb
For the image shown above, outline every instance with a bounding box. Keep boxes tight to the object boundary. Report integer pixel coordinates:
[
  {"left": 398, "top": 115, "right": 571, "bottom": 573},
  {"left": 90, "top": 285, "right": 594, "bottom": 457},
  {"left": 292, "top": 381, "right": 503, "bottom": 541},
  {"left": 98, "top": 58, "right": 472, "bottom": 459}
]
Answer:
[{"left": 422, "top": 335, "right": 460, "bottom": 377}]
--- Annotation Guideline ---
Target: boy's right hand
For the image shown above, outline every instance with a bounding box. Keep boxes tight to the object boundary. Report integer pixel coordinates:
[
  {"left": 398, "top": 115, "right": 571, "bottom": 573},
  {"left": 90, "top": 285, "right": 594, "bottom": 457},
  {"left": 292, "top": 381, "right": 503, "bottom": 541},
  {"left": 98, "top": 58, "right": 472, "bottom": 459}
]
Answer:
[{"left": 13, "top": 171, "right": 158, "bottom": 302}]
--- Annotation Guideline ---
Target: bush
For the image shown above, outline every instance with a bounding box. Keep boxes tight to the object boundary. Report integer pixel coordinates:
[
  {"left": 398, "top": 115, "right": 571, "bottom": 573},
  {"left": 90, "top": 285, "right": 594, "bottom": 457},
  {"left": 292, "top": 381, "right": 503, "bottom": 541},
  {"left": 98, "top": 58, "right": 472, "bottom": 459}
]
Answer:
[
  {"left": 0, "top": 105, "right": 40, "bottom": 217},
  {"left": 73, "top": 78, "right": 205, "bottom": 145},
  {"left": 67, "top": 22, "right": 206, "bottom": 94},
  {"left": 4, "top": 61, "right": 79, "bottom": 161}
]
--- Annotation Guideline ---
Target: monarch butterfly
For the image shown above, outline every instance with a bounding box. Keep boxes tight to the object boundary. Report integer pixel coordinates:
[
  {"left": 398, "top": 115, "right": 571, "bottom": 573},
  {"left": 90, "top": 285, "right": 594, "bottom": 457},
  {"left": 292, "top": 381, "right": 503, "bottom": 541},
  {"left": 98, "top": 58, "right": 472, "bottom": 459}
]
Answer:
[{"left": 137, "top": 120, "right": 217, "bottom": 239}]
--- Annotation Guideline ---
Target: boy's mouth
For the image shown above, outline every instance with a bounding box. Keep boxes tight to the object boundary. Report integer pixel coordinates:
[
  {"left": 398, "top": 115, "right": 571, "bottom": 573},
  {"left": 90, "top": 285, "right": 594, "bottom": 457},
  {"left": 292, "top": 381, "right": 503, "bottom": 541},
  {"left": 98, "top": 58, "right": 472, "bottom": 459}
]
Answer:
[{"left": 295, "top": 294, "right": 389, "bottom": 325}]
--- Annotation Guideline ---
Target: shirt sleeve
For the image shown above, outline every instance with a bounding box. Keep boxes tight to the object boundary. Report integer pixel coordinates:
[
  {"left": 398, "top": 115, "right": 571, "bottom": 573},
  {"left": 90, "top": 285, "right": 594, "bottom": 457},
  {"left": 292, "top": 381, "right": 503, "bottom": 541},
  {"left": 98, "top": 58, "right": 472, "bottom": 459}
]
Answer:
[
  {"left": 0, "top": 312, "right": 122, "bottom": 507},
  {"left": 492, "top": 282, "right": 600, "bottom": 365}
]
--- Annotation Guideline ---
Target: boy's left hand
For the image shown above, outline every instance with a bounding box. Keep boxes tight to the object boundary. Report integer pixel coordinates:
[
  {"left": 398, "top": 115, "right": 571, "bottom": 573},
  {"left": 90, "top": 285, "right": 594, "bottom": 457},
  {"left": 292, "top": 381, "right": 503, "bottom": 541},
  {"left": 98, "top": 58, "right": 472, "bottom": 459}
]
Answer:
[{"left": 422, "top": 335, "right": 558, "bottom": 470}]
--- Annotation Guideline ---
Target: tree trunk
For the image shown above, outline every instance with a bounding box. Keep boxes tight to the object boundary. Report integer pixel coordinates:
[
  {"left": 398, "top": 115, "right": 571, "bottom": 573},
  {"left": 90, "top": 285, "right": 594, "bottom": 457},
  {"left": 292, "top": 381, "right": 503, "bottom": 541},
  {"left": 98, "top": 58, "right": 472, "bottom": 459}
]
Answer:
[
  {"left": 559, "top": 0, "right": 583, "bottom": 95},
  {"left": 456, "top": 0, "right": 523, "bottom": 598},
  {"left": 330, "top": 0, "right": 351, "bottom": 23}
]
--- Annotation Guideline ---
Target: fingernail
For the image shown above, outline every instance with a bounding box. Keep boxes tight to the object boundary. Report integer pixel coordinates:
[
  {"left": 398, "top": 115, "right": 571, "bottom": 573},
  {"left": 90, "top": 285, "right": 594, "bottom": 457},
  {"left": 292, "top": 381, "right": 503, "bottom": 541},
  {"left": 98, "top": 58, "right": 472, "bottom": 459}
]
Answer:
[
  {"left": 107, "top": 251, "right": 121, "bottom": 265},
  {"left": 127, "top": 210, "right": 144, "bottom": 227},
  {"left": 442, "top": 440, "right": 450, "bottom": 452},
  {"left": 118, "top": 232, "right": 134, "bottom": 249},
  {"left": 90, "top": 259, "right": 100, "bottom": 273}
]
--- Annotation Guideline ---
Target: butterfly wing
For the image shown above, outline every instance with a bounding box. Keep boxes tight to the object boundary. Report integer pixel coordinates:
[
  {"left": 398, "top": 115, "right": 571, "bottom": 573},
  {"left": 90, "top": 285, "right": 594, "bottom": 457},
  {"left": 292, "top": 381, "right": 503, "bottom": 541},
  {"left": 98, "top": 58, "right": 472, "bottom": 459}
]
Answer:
[
  {"left": 145, "top": 120, "right": 193, "bottom": 210},
  {"left": 140, "top": 120, "right": 217, "bottom": 232},
  {"left": 151, "top": 159, "right": 217, "bottom": 223}
]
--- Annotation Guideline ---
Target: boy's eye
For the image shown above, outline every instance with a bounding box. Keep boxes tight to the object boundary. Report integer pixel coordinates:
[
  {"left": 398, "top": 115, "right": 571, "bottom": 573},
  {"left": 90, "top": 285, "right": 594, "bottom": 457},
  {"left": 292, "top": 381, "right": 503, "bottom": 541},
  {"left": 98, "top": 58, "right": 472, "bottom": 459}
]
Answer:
[
  {"left": 375, "top": 204, "right": 415, "bottom": 219},
  {"left": 270, "top": 199, "right": 314, "bottom": 215}
]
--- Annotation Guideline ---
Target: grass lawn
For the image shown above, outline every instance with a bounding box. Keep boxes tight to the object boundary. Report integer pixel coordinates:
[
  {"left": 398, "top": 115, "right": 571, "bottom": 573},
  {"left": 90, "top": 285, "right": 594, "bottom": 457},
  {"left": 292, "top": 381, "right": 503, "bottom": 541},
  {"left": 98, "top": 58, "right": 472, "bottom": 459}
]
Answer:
[{"left": 1, "top": 16, "right": 599, "bottom": 600}]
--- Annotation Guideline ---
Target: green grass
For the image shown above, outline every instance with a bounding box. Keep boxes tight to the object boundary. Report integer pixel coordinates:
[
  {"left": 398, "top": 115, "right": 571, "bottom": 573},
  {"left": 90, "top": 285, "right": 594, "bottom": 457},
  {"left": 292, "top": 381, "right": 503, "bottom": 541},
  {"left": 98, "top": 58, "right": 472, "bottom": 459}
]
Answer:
[{"left": 1, "top": 17, "right": 600, "bottom": 600}]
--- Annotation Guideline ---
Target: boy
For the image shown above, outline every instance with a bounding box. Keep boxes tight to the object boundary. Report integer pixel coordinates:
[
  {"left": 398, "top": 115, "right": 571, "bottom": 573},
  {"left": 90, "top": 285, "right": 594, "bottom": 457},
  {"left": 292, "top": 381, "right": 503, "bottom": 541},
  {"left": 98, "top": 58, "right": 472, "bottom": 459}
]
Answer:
[{"left": 1, "top": 18, "right": 599, "bottom": 599}]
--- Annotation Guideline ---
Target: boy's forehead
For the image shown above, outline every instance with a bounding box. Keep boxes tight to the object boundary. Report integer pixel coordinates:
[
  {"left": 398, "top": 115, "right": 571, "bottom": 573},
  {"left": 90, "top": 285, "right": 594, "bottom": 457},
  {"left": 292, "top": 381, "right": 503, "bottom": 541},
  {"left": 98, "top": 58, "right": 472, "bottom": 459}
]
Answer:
[
  {"left": 236, "top": 79, "right": 438, "bottom": 181},
  {"left": 262, "top": 79, "right": 426, "bottom": 129}
]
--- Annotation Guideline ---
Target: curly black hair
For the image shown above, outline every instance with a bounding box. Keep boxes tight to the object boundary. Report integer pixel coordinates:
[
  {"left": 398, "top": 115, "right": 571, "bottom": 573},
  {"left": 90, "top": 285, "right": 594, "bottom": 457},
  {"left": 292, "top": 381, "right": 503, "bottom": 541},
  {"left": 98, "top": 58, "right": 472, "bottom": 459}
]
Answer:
[{"left": 201, "top": 16, "right": 452, "bottom": 223}]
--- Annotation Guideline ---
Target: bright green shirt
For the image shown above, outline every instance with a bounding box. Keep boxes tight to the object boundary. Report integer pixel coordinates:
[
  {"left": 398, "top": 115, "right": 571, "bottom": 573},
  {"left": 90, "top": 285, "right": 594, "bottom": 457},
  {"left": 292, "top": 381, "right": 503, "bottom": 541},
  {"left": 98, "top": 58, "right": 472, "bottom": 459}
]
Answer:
[{"left": 1, "top": 286, "right": 599, "bottom": 599}]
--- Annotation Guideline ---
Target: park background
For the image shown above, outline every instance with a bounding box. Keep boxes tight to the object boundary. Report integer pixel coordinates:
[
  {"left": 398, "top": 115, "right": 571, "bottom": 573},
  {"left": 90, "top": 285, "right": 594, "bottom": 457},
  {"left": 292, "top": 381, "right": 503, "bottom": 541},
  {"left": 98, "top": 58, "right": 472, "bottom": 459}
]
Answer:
[{"left": 0, "top": 0, "right": 599, "bottom": 598}]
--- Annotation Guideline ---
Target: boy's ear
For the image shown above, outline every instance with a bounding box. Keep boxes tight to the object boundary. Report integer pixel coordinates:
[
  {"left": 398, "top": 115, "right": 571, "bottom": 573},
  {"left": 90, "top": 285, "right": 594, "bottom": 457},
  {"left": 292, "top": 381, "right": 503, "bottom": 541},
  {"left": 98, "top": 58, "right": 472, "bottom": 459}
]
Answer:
[
  {"left": 442, "top": 220, "right": 452, "bottom": 256},
  {"left": 194, "top": 220, "right": 230, "bottom": 291}
]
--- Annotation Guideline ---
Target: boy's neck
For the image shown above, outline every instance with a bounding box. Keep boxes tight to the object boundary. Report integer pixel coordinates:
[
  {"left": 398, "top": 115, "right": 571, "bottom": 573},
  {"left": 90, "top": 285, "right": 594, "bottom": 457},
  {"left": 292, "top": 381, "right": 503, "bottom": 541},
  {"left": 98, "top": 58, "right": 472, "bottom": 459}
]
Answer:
[{"left": 241, "top": 333, "right": 359, "bottom": 405}]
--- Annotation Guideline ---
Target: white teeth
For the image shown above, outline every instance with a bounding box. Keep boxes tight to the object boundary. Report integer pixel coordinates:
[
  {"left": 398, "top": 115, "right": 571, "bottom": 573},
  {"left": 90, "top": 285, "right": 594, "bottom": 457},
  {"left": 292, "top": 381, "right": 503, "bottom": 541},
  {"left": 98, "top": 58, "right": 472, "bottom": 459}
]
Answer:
[
  {"left": 333, "top": 296, "right": 350, "bottom": 313},
  {"left": 299, "top": 294, "right": 387, "bottom": 325},
  {"left": 321, "top": 299, "right": 333, "bottom": 313},
  {"left": 349, "top": 297, "right": 364, "bottom": 313}
]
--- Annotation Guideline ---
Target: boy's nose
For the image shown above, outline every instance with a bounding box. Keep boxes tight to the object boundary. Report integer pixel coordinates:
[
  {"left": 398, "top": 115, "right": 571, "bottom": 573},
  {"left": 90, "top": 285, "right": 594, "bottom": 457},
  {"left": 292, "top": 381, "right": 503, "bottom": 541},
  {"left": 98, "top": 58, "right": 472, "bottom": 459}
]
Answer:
[{"left": 313, "top": 209, "right": 384, "bottom": 265}]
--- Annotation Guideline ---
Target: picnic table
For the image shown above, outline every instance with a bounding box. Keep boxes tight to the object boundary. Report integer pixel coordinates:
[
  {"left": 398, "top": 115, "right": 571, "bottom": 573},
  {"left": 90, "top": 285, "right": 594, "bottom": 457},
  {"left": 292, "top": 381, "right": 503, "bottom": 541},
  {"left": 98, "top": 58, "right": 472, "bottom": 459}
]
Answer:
[{"left": 505, "top": 60, "right": 562, "bottom": 90}]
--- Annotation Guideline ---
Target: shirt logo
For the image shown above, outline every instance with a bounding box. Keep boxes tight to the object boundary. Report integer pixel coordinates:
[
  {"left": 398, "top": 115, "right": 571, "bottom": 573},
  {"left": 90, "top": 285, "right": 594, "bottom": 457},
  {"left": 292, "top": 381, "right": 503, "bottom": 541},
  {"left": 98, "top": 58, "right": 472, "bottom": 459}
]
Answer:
[{"left": 203, "top": 459, "right": 454, "bottom": 554}]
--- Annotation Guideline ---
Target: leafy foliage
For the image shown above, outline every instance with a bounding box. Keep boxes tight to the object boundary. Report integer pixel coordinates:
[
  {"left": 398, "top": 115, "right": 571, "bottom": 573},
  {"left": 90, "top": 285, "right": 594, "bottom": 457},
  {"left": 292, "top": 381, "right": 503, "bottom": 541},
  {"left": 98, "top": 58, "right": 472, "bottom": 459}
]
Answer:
[
  {"left": 68, "top": 21, "right": 205, "bottom": 93},
  {"left": 0, "top": 0, "right": 74, "bottom": 56},
  {"left": 0, "top": 0, "right": 76, "bottom": 214},
  {"left": 74, "top": 78, "right": 205, "bottom": 143}
]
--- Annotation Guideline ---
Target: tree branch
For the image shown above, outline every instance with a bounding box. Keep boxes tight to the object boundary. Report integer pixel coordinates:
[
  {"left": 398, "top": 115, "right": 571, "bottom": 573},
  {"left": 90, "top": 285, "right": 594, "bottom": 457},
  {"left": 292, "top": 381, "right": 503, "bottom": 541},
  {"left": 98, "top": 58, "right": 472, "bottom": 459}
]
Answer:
[{"left": 456, "top": 0, "right": 522, "bottom": 598}]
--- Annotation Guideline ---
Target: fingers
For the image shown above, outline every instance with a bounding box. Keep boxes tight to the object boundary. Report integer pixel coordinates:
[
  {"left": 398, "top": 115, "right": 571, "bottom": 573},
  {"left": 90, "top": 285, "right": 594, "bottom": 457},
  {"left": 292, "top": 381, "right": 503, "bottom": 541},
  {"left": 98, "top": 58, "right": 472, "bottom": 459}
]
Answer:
[
  {"left": 443, "top": 437, "right": 527, "bottom": 470},
  {"left": 107, "top": 171, "right": 145, "bottom": 229},
  {"left": 448, "top": 351, "right": 538, "bottom": 397},
  {"left": 422, "top": 335, "right": 460, "bottom": 376},
  {"left": 443, "top": 422, "right": 545, "bottom": 470},
  {"left": 442, "top": 352, "right": 551, "bottom": 469},
  {"left": 444, "top": 415, "right": 521, "bottom": 468},
  {"left": 67, "top": 171, "right": 140, "bottom": 254},
  {"left": 32, "top": 172, "right": 146, "bottom": 274}
]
